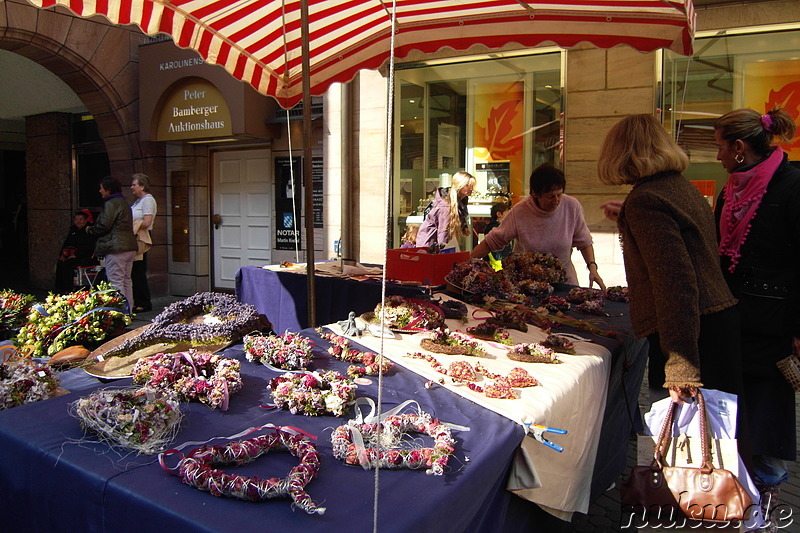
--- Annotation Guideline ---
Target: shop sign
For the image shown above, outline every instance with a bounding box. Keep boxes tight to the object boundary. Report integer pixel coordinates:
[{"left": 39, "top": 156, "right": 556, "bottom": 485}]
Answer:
[{"left": 155, "top": 78, "right": 233, "bottom": 141}]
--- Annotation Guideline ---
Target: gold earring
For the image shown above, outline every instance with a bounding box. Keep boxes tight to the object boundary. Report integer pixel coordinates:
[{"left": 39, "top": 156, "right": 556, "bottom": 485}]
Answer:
[{"left": 735, "top": 154, "right": 744, "bottom": 164}]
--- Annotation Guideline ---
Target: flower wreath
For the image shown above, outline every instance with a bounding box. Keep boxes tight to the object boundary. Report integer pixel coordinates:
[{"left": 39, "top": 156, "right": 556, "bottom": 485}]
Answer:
[
  {"left": 330, "top": 411, "right": 455, "bottom": 476},
  {"left": 605, "top": 285, "right": 629, "bottom": 303},
  {"left": 71, "top": 387, "right": 182, "bottom": 455},
  {"left": 0, "top": 358, "right": 60, "bottom": 410},
  {"left": 507, "top": 343, "right": 561, "bottom": 364},
  {"left": 161, "top": 429, "right": 324, "bottom": 514},
  {"left": 464, "top": 322, "right": 513, "bottom": 345},
  {"left": 542, "top": 334, "right": 576, "bottom": 354},
  {"left": 566, "top": 287, "right": 605, "bottom": 304},
  {"left": 244, "top": 332, "right": 314, "bottom": 370},
  {"left": 131, "top": 350, "right": 242, "bottom": 411},
  {"left": 316, "top": 329, "right": 394, "bottom": 377},
  {"left": 420, "top": 328, "right": 487, "bottom": 356},
  {"left": 373, "top": 296, "right": 445, "bottom": 331},
  {"left": 103, "top": 292, "right": 268, "bottom": 358},
  {"left": 538, "top": 296, "right": 570, "bottom": 313},
  {"left": 269, "top": 371, "right": 357, "bottom": 417}
]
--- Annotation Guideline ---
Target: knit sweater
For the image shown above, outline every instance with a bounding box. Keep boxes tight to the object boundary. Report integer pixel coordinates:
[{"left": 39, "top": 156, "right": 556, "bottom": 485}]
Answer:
[
  {"left": 618, "top": 171, "right": 737, "bottom": 388},
  {"left": 482, "top": 195, "right": 592, "bottom": 285}
]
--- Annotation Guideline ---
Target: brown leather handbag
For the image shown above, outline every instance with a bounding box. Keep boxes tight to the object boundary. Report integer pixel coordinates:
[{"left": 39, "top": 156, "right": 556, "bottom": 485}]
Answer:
[{"left": 620, "top": 390, "right": 753, "bottom": 524}]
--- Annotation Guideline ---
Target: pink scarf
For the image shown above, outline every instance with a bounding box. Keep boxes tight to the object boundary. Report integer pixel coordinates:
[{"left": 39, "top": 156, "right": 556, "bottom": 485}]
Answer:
[{"left": 719, "top": 148, "right": 784, "bottom": 272}]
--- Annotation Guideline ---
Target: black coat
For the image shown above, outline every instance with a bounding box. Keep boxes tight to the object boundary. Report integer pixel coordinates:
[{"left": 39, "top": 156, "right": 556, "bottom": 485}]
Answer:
[{"left": 715, "top": 154, "right": 800, "bottom": 460}]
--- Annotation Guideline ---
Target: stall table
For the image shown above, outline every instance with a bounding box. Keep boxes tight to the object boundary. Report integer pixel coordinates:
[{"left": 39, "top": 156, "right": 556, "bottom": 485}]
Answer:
[{"left": 0, "top": 288, "right": 646, "bottom": 532}]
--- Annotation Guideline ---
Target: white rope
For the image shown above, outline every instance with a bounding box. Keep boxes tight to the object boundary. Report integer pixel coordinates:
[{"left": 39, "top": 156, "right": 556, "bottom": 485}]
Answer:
[
  {"left": 287, "top": 109, "right": 300, "bottom": 263},
  {"left": 374, "top": 1, "right": 397, "bottom": 531}
]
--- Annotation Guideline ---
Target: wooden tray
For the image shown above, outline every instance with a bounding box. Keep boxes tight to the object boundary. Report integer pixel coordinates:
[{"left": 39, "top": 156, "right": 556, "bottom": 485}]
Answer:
[{"left": 82, "top": 325, "right": 229, "bottom": 379}]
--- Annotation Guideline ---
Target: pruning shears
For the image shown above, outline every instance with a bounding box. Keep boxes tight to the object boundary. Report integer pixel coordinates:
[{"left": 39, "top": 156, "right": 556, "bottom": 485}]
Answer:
[{"left": 524, "top": 423, "right": 568, "bottom": 452}]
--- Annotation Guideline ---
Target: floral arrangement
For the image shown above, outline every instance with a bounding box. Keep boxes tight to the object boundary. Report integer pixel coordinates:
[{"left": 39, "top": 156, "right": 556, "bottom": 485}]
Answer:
[
  {"left": 372, "top": 296, "right": 445, "bottom": 330},
  {"left": 576, "top": 299, "right": 607, "bottom": 316},
  {"left": 542, "top": 334, "right": 576, "bottom": 355},
  {"left": 316, "top": 329, "right": 394, "bottom": 377},
  {"left": 538, "top": 296, "right": 570, "bottom": 313},
  {"left": 501, "top": 252, "right": 567, "bottom": 284},
  {"left": 0, "top": 290, "right": 35, "bottom": 340},
  {"left": 102, "top": 292, "right": 268, "bottom": 358},
  {"left": 485, "top": 308, "right": 529, "bottom": 332},
  {"left": 465, "top": 322, "right": 513, "bottom": 345},
  {"left": 269, "top": 371, "right": 356, "bottom": 417},
  {"left": 566, "top": 287, "right": 605, "bottom": 304},
  {"left": 168, "top": 429, "right": 324, "bottom": 514},
  {"left": 244, "top": 332, "right": 313, "bottom": 370},
  {"left": 433, "top": 298, "right": 468, "bottom": 322},
  {"left": 331, "top": 410, "right": 455, "bottom": 476},
  {"left": 131, "top": 350, "right": 242, "bottom": 411},
  {"left": 408, "top": 353, "right": 538, "bottom": 399},
  {"left": 71, "top": 387, "right": 182, "bottom": 455},
  {"left": 446, "top": 259, "right": 514, "bottom": 299},
  {"left": 0, "top": 358, "right": 60, "bottom": 410},
  {"left": 508, "top": 343, "right": 561, "bottom": 364},
  {"left": 420, "top": 328, "right": 487, "bottom": 356},
  {"left": 14, "top": 282, "right": 130, "bottom": 358},
  {"left": 606, "top": 285, "right": 630, "bottom": 303},
  {"left": 518, "top": 280, "right": 554, "bottom": 300}
]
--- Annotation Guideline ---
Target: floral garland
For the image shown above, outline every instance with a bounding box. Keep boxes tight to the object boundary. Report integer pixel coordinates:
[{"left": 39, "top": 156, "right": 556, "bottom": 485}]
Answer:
[
  {"left": 508, "top": 343, "right": 561, "bottom": 364},
  {"left": 131, "top": 350, "right": 242, "bottom": 411},
  {"left": 373, "top": 296, "right": 445, "bottom": 330},
  {"left": 606, "top": 285, "right": 630, "bottom": 303},
  {"left": 407, "top": 353, "right": 538, "bottom": 399},
  {"left": 103, "top": 292, "right": 267, "bottom": 358},
  {"left": 15, "top": 282, "right": 130, "bottom": 358},
  {"left": 446, "top": 259, "right": 514, "bottom": 299},
  {"left": 542, "top": 334, "right": 576, "bottom": 354},
  {"left": 0, "top": 358, "right": 60, "bottom": 410},
  {"left": 0, "top": 289, "right": 34, "bottom": 340},
  {"left": 244, "top": 332, "right": 313, "bottom": 370},
  {"left": 501, "top": 252, "right": 566, "bottom": 284},
  {"left": 71, "top": 387, "right": 182, "bottom": 455},
  {"left": 538, "top": 296, "right": 570, "bottom": 313},
  {"left": 420, "top": 328, "right": 487, "bottom": 356},
  {"left": 464, "top": 322, "right": 513, "bottom": 345},
  {"left": 169, "top": 429, "right": 324, "bottom": 514},
  {"left": 269, "top": 371, "right": 356, "bottom": 417},
  {"left": 315, "top": 329, "right": 394, "bottom": 377},
  {"left": 330, "top": 411, "right": 455, "bottom": 476},
  {"left": 566, "top": 287, "right": 605, "bottom": 304}
]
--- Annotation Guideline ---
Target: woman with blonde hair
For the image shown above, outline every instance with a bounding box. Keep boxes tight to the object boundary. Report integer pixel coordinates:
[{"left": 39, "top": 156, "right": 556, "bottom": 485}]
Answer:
[
  {"left": 415, "top": 171, "right": 476, "bottom": 251},
  {"left": 713, "top": 107, "right": 800, "bottom": 515},
  {"left": 598, "top": 114, "right": 742, "bottom": 407}
]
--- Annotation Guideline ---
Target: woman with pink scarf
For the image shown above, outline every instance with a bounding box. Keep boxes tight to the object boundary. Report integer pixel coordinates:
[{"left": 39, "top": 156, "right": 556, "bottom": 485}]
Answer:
[{"left": 714, "top": 107, "right": 800, "bottom": 523}]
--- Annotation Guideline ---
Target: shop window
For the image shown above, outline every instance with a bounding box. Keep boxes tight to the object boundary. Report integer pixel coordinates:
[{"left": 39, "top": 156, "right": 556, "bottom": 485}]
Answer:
[
  {"left": 394, "top": 50, "right": 562, "bottom": 248},
  {"left": 663, "top": 27, "right": 800, "bottom": 205}
]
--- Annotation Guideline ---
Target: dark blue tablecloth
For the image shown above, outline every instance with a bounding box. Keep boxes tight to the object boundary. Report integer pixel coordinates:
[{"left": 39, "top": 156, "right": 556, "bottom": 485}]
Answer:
[
  {"left": 0, "top": 331, "right": 554, "bottom": 533},
  {"left": 235, "top": 265, "right": 426, "bottom": 333}
]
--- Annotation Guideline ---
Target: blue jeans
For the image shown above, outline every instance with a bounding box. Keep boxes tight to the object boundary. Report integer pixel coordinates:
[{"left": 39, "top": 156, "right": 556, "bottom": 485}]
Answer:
[{"left": 752, "top": 454, "right": 789, "bottom": 486}]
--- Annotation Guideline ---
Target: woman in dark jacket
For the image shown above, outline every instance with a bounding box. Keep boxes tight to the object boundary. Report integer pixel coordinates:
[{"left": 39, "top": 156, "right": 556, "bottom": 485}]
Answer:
[
  {"left": 87, "top": 177, "right": 137, "bottom": 311},
  {"left": 714, "top": 107, "right": 800, "bottom": 512},
  {"left": 598, "top": 114, "right": 742, "bottom": 404}
]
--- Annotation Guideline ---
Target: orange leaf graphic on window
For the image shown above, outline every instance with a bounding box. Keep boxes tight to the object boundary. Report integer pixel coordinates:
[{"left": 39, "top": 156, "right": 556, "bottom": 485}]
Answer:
[
  {"left": 766, "top": 82, "right": 800, "bottom": 149},
  {"left": 474, "top": 100, "right": 523, "bottom": 160}
]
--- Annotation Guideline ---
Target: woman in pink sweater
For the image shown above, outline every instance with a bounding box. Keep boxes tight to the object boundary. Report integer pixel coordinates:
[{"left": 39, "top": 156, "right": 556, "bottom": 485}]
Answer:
[{"left": 471, "top": 164, "right": 605, "bottom": 289}]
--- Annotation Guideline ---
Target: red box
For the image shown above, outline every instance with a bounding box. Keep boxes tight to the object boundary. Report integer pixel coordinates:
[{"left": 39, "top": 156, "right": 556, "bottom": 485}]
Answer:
[{"left": 385, "top": 248, "right": 470, "bottom": 286}]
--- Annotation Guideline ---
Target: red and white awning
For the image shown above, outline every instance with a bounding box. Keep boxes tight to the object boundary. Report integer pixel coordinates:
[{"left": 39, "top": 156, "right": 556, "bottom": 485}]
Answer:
[{"left": 27, "top": 0, "right": 695, "bottom": 108}]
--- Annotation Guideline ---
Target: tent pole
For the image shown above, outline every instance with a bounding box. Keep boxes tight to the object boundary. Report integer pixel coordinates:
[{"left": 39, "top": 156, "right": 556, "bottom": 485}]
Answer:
[{"left": 301, "top": 0, "right": 316, "bottom": 327}]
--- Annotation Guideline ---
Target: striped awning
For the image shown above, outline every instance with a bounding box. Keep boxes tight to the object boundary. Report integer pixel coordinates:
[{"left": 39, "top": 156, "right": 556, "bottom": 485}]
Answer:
[{"left": 27, "top": 0, "right": 695, "bottom": 108}]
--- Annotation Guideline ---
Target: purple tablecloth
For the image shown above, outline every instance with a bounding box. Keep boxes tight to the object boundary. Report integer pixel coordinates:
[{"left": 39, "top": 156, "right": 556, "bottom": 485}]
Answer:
[
  {"left": 235, "top": 265, "right": 426, "bottom": 333},
  {"left": 0, "top": 330, "right": 551, "bottom": 533}
]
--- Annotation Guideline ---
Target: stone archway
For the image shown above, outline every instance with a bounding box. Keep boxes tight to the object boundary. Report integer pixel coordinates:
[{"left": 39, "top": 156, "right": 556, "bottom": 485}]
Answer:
[{"left": 1, "top": 0, "right": 165, "bottom": 290}]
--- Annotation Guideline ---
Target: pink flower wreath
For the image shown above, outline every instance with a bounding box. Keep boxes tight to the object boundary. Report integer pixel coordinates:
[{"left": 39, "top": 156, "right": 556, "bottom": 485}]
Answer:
[
  {"left": 160, "top": 429, "right": 325, "bottom": 515},
  {"left": 331, "top": 411, "right": 455, "bottom": 476}
]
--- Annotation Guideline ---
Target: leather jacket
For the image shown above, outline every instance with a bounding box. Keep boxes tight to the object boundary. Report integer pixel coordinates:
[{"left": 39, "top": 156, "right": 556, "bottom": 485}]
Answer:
[{"left": 88, "top": 195, "right": 137, "bottom": 256}]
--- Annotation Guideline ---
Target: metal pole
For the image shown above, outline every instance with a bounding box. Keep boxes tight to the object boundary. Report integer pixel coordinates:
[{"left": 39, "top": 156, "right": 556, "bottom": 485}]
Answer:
[{"left": 301, "top": 0, "right": 316, "bottom": 327}]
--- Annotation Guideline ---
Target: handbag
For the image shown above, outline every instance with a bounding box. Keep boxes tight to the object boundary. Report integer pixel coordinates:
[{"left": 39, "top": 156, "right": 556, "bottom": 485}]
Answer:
[
  {"left": 621, "top": 390, "right": 753, "bottom": 524},
  {"left": 776, "top": 354, "right": 800, "bottom": 392}
]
